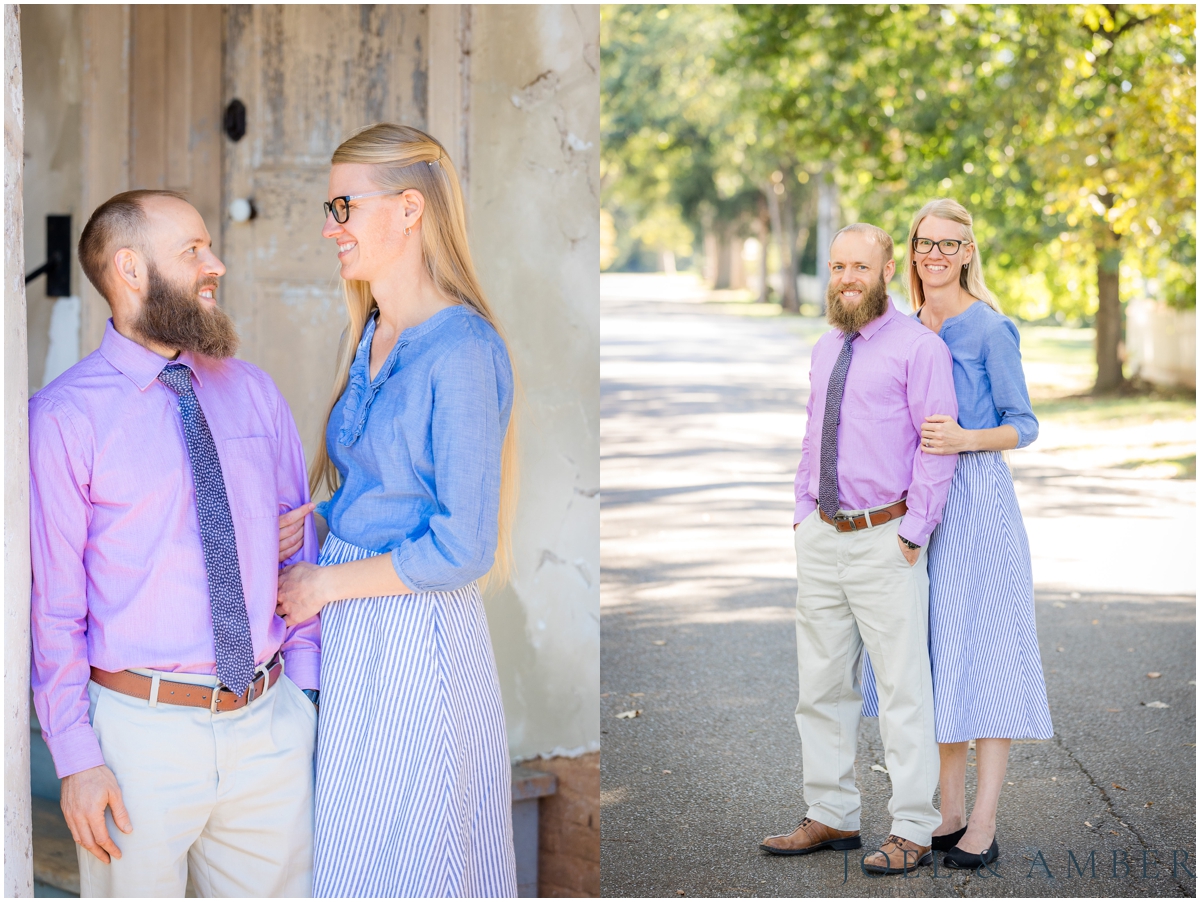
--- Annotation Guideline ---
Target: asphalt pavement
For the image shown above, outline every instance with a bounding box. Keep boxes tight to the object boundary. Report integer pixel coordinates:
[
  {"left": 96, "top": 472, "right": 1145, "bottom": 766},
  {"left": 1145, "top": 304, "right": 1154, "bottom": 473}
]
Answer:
[{"left": 599, "top": 275, "right": 1196, "bottom": 898}]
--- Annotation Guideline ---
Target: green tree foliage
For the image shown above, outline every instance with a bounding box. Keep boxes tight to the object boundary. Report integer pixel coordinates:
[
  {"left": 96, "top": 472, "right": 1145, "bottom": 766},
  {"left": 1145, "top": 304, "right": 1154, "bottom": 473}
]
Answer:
[
  {"left": 602, "top": 4, "right": 1195, "bottom": 391},
  {"left": 602, "top": 5, "right": 761, "bottom": 272}
]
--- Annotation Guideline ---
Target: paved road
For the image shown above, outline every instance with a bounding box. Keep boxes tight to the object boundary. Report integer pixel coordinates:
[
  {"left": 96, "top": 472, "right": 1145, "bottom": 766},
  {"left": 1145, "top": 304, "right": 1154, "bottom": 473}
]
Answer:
[{"left": 599, "top": 276, "right": 1196, "bottom": 897}]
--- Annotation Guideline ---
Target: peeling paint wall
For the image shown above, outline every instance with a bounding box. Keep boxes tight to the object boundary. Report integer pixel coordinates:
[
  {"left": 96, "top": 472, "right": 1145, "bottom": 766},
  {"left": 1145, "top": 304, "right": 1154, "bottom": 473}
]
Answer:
[
  {"left": 5, "top": 3, "right": 34, "bottom": 894},
  {"left": 469, "top": 5, "right": 600, "bottom": 760}
]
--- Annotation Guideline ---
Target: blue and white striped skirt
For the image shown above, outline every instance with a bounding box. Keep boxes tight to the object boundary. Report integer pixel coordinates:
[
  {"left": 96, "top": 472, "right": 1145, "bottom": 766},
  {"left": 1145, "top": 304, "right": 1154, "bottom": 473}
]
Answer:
[
  {"left": 861, "top": 451, "right": 1054, "bottom": 742},
  {"left": 311, "top": 533, "right": 517, "bottom": 898}
]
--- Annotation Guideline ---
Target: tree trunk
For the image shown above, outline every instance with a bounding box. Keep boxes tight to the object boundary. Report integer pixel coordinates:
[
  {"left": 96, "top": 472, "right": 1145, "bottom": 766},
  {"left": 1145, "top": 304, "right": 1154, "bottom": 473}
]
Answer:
[
  {"left": 766, "top": 182, "right": 786, "bottom": 306},
  {"left": 815, "top": 166, "right": 839, "bottom": 315},
  {"left": 1094, "top": 223, "right": 1124, "bottom": 393},
  {"left": 756, "top": 203, "right": 770, "bottom": 303},
  {"left": 713, "top": 225, "right": 732, "bottom": 290},
  {"left": 793, "top": 187, "right": 814, "bottom": 306},
  {"left": 778, "top": 166, "right": 800, "bottom": 312},
  {"left": 702, "top": 229, "right": 717, "bottom": 285}
]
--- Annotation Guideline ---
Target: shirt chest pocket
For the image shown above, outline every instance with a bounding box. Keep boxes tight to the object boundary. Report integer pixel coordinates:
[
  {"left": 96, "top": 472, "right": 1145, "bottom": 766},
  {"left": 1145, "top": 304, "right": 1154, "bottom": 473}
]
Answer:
[
  {"left": 842, "top": 374, "right": 905, "bottom": 421},
  {"left": 219, "top": 436, "right": 277, "bottom": 520}
]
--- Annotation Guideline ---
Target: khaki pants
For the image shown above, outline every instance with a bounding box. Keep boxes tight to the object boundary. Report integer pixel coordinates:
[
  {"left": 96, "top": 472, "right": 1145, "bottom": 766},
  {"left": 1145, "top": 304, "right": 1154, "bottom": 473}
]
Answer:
[
  {"left": 78, "top": 672, "right": 317, "bottom": 897},
  {"left": 793, "top": 510, "right": 940, "bottom": 845}
]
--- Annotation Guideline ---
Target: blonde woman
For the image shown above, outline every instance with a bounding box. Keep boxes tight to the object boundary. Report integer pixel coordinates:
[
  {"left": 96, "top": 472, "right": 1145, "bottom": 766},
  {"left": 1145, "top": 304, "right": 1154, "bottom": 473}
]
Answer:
[
  {"left": 275, "top": 124, "right": 517, "bottom": 897},
  {"left": 860, "top": 199, "right": 1052, "bottom": 870}
]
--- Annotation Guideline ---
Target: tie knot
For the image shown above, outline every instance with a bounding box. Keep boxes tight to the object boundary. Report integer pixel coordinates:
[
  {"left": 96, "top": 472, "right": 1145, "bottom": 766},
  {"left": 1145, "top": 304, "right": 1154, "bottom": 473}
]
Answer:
[
  {"left": 158, "top": 363, "right": 194, "bottom": 396},
  {"left": 844, "top": 330, "right": 859, "bottom": 343}
]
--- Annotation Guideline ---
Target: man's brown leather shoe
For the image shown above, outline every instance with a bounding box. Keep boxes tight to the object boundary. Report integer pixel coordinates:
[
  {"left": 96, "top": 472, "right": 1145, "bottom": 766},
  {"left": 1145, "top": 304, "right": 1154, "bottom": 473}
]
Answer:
[
  {"left": 760, "top": 817, "right": 862, "bottom": 856},
  {"left": 861, "top": 834, "right": 933, "bottom": 874}
]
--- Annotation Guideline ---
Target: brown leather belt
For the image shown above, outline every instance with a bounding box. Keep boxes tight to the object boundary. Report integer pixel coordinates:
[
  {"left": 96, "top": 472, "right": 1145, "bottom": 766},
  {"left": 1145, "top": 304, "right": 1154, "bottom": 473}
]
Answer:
[
  {"left": 89, "top": 654, "right": 284, "bottom": 714},
  {"left": 819, "top": 499, "right": 908, "bottom": 532}
]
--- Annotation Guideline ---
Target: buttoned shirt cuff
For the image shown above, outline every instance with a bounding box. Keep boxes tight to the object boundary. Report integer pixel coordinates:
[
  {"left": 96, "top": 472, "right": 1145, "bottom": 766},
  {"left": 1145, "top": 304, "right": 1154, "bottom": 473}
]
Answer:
[
  {"left": 46, "top": 725, "right": 107, "bottom": 780},
  {"left": 280, "top": 649, "right": 320, "bottom": 691},
  {"left": 897, "top": 515, "right": 935, "bottom": 548},
  {"left": 794, "top": 497, "right": 817, "bottom": 527}
]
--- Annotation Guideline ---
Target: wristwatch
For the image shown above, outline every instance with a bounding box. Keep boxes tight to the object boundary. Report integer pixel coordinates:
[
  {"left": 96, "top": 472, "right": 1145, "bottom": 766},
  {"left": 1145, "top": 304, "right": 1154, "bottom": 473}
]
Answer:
[
  {"left": 302, "top": 688, "right": 320, "bottom": 707},
  {"left": 899, "top": 536, "right": 920, "bottom": 551}
]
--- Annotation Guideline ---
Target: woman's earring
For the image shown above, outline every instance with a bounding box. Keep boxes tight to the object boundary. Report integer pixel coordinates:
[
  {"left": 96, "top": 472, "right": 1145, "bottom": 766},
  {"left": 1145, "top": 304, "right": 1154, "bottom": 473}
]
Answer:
[{"left": 404, "top": 227, "right": 411, "bottom": 237}]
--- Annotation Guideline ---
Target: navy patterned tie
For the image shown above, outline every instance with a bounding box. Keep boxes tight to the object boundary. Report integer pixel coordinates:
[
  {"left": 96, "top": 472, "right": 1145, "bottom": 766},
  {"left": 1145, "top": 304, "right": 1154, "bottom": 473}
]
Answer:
[
  {"left": 818, "top": 331, "right": 860, "bottom": 520},
  {"left": 159, "top": 363, "right": 256, "bottom": 697}
]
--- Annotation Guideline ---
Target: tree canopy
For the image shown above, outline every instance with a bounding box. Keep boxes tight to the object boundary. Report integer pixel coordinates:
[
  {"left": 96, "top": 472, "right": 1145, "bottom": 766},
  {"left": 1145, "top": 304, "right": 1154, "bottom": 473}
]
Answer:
[{"left": 602, "top": 4, "right": 1195, "bottom": 387}]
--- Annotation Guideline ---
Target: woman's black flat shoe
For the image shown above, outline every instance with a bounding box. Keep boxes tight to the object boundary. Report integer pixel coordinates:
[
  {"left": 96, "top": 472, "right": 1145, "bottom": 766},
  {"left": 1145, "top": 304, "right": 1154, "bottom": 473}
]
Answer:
[
  {"left": 944, "top": 838, "right": 999, "bottom": 869},
  {"left": 930, "top": 826, "right": 967, "bottom": 852}
]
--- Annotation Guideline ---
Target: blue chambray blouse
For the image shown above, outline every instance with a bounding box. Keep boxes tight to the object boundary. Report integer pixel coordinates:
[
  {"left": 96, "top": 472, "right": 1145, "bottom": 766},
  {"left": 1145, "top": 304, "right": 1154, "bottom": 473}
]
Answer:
[
  {"left": 919, "top": 300, "right": 1038, "bottom": 448},
  {"left": 315, "top": 304, "right": 514, "bottom": 592}
]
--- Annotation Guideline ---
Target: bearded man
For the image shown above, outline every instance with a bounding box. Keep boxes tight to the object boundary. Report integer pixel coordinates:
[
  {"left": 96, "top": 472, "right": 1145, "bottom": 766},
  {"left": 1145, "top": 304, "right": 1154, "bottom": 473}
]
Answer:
[
  {"left": 759, "top": 223, "right": 959, "bottom": 875},
  {"left": 30, "top": 189, "right": 320, "bottom": 897}
]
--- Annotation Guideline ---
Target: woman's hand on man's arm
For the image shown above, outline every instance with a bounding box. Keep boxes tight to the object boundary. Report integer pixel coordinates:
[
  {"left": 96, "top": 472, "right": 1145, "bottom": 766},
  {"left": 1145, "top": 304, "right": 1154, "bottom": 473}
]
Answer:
[
  {"left": 277, "top": 554, "right": 411, "bottom": 627},
  {"left": 920, "top": 416, "right": 1019, "bottom": 454}
]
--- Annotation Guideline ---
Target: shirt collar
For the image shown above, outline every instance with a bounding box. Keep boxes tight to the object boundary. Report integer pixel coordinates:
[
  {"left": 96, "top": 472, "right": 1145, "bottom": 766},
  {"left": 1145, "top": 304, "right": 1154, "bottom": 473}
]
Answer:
[
  {"left": 856, "top": 296, "right": 900, "bottom": 341},
  {"left": 98, "top": 319, "right": 205, "bottom": 390},
  {"left": 175, "top": 350, "right": 206, "bottom": 387}
]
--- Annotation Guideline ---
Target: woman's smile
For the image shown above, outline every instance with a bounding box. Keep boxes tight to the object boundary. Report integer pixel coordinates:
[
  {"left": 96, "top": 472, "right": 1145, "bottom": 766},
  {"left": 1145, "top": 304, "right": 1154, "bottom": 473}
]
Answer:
[{"left": 920, "top": 259, "right": 955, "bottom": 283}]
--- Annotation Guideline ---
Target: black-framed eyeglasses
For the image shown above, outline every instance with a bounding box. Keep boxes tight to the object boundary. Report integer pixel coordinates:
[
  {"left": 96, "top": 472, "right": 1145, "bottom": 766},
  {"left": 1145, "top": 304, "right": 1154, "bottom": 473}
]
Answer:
[
  {"left": 323, "top": 189, "right": 408, "bottom": 224},
  {"left": 912, "top": 237, "right": 968, "bottom": 255}
]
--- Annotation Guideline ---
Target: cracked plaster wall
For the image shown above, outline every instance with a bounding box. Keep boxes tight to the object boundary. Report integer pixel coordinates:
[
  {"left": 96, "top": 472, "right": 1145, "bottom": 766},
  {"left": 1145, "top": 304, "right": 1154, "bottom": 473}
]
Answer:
[{"left": 468, "top": 5, "right": 600, "bottom": 761}]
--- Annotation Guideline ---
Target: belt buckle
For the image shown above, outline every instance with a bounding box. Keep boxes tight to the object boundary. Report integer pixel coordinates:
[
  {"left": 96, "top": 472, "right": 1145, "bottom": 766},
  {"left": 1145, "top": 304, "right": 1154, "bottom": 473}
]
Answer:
[{"left": 834, "top": 513, "right": 859, "bottom": 532}]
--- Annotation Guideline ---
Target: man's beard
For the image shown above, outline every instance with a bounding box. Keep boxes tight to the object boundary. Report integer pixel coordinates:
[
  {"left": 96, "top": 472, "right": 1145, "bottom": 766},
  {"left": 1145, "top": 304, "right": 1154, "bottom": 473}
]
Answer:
[
  {"left": 131, "top": 264, "right": 239, "bottom": 359},
  {"left": 826, "top": 275, "right": 890, "bottom": 333}
]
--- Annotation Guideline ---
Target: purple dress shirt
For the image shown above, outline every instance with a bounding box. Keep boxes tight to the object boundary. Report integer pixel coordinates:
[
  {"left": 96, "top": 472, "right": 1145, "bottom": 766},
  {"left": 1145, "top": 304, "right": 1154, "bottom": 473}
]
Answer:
[
  {"left": 29, "top": 321, "right": 320, "bottom": 779},
  {"left": 794, "top": 298, "right": 959, "bottom": 546}
]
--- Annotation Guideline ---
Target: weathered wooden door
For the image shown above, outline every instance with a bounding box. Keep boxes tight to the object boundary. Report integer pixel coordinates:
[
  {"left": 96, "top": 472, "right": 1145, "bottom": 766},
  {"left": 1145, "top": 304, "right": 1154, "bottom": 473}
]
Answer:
[
  {"left": 129, "top": 6, "right": 224, "bottom": 241},
  {"left": 222, "top": 5, "right": 429, "bottom": 463}
]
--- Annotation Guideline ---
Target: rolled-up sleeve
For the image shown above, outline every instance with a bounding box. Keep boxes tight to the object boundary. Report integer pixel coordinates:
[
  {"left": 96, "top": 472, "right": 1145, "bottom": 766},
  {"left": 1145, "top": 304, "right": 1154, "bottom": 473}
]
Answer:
[
  {"left": 900, "top": 334, "right": 959, "bottom": 546},
  {"left": 986, "top": 317, "right": 1038, "bottom": 449},
  {"left": 273, "top": 387, "right": 321, "bottom": 690},
  {"left": 29, "top": 397, "right": 107, "bottom": 779},
  {"left": 391, "top": 336, "right": 511, "bottom": 592}
]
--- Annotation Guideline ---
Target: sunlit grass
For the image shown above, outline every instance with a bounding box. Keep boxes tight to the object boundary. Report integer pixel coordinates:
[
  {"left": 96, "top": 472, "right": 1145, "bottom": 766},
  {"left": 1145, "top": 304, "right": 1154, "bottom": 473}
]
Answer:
[
  {"left": 1113, "top": 454, "right": 1197, "bottom": 480},
  {"left": 1032, "top": 394, "right": 1196, "bottom": 425}
]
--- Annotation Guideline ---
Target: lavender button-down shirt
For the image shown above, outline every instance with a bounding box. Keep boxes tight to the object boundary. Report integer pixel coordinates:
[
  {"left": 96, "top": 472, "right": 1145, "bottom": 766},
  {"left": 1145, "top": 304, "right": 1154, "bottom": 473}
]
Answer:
[
  {"left": 794, "top": 299, "right": 959, "bottom": 546},
  {"left": 29, "top": 321, "right": 320, "bottom": 779}
]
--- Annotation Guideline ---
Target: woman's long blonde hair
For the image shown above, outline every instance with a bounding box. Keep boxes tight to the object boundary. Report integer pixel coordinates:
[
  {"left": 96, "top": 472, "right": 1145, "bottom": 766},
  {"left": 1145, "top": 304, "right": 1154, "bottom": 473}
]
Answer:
[
  {"left": 904, "top": 198, "right": 1000, "bottom": 313},
  {"left": 310, "top": 123, "right": 519, "bottom": 592}
]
